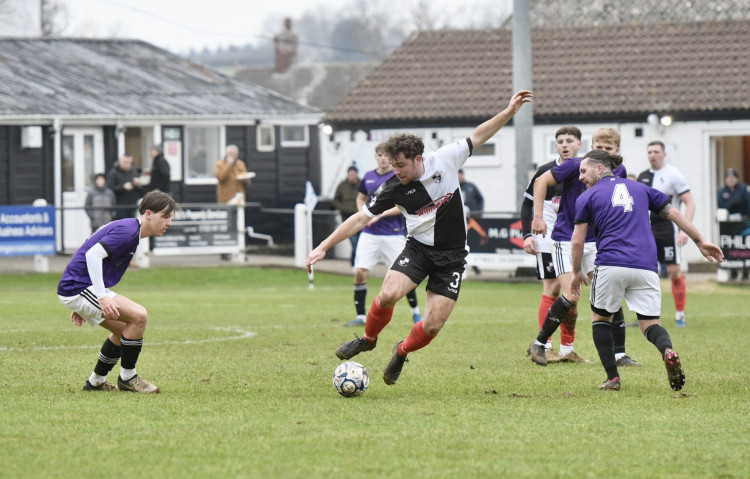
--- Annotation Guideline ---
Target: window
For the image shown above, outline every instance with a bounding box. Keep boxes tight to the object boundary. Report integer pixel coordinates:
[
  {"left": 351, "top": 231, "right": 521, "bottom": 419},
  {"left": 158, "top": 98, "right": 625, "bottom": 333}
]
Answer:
[
  {"left": 280, "top": 125, "right": 308, "bottom": 147},
  {"left": 257, "top": 124, "right": 275, "bottom": 152},
  {"left": 467, "top": 140, "right": 500, "bottom": 167},
  {"left": 185, "top": 126, "right": 220, "bottom": 182}
]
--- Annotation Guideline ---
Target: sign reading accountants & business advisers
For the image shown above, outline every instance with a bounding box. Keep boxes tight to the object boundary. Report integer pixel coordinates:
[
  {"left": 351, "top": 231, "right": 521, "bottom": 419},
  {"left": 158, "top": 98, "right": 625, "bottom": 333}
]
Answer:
[{"left": 0, "top": 205, "right": 55, "bottom": 256}]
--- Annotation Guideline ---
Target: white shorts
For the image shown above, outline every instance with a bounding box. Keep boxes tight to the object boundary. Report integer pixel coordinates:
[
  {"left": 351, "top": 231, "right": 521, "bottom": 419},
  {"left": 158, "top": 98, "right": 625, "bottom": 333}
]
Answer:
[
  {"left": 354, "top": 232, "right": 406, "bottom": 271},
  {"left": 590, "top": 265, "right": 661, "bottom": 317},
  {"left": 552, "top": 241, "right": 596, "bottom": 276},
  {"left": 58, "top": 288, "right": 117, "bottom": 327}
]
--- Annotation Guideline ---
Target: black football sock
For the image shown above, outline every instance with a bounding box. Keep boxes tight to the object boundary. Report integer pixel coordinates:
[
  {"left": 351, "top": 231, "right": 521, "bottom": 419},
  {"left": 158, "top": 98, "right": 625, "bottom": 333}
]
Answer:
[
  {"left": 611, "top": 307, "right": 626, "bottom": 355},
  {"left": 354, "top": 283, "right": 367, "bottom": 316},
  {"left": 93, "top": 337, "right": 121, "bottom": 377},
  {"left": 644, "top": 324, "right": 673, "bottom": 356},
  {"left": 120, "top": 335, "right": 143, "bottom": 377},
  {"left": 536, "top": 295, "right": 574, "bottom": 344},
  {"left": 406, "top": 289, "right": 418, "bottom": 308},
  {"left": 592, "top": 321, "right": 619, "bottom": 380}
]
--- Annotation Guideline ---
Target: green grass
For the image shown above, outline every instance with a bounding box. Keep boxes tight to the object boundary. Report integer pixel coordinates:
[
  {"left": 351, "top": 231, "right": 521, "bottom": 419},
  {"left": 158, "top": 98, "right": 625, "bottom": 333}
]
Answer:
[{"left": 1, "top": 267, "right": 749, "bottom": 478}]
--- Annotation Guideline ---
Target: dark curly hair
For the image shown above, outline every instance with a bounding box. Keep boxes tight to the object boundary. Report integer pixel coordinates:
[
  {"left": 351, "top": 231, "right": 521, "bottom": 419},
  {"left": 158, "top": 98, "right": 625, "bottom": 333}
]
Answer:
[
  {"left": 382, "top": 134, "right": 424, "bottom": 161},
  {"left": 583, "top": 149, "right": 623, "bottom": 170}
]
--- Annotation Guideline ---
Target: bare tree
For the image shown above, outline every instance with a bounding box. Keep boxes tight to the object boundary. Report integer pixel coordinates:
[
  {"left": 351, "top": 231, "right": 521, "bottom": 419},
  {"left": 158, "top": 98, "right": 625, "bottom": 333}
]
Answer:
[{"left": 41, "top": 0, "right": 67, "bottom": 36}]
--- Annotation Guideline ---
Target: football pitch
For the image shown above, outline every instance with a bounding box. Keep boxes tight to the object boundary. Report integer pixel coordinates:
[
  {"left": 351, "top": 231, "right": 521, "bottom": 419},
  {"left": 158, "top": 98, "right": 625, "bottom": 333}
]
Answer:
[{"left": 1, "top": 266, "right": 748, "bottom": 478}]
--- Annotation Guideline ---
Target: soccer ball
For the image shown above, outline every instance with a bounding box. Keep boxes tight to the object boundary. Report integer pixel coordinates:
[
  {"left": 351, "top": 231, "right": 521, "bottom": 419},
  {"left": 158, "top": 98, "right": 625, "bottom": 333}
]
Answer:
[{"left": 332, "top": 361, "right": 369, "bottom": 397}]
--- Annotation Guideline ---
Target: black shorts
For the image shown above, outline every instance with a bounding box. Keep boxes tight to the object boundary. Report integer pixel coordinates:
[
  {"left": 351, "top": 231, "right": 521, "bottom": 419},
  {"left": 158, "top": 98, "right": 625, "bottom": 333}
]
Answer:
[
  {"left": 536, "top": 252, "right": 556, "bottom": 280},
  {"left": 652, "top": 223, "right": 680, "bottom": 265},
  {"left": 389, "top": 238, "right": 468, "bottom": 301}
]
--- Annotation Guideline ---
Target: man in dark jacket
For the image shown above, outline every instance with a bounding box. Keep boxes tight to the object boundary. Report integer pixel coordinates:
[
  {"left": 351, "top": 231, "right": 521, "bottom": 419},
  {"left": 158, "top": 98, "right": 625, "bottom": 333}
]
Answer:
[
  {"left": 147, "top": 144, "right": 171, "bottom": 194},
  {"left": 106, "top": 155, "right": 143, "bottom": 220}
]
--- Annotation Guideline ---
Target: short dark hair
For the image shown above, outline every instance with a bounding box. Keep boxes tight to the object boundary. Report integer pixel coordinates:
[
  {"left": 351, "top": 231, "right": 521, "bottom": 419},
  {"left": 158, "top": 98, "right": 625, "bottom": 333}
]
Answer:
[
  {"left": 139, "top": 191, "right": 177, "bottom": 216},
  {"left": 94, "top": 173, "right": 106, "bottom": 181},
  {"left": 583, "top": 149, "right": 623, "bottom": 170},
  {"left": 382, "top": 133, "right": 424, "bottom": 160},
  {"left": 347, "top": 166, "right": 358, "bottom": 173},
  {"left": 555, "top": 125, "right": 582, "bottom": 140},
  {"left": 648, "top": 140, "right": 665, "bottom": 151}
]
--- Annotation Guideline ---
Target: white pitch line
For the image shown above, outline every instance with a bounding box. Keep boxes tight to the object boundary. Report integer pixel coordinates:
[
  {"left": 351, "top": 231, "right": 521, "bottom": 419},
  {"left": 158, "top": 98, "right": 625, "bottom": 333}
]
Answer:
[{"left": 0, "top": 326, "right": 256, "bottom": 352}]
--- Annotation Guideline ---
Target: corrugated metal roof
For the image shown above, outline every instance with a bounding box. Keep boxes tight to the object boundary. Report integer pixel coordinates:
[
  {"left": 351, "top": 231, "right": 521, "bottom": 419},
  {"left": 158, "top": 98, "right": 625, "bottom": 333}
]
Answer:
[
  {"left": 324, "top": 20, "right": 750, "bottom": 127},
  {"left": 0, "top": 38, "right": 319, "bottom": 118}
]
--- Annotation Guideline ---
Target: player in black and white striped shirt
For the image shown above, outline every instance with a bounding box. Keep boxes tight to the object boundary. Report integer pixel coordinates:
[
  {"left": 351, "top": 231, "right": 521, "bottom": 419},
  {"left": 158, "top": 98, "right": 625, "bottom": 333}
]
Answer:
[{"left": 307, "top": 90, "right": 533, "bottom": 386}]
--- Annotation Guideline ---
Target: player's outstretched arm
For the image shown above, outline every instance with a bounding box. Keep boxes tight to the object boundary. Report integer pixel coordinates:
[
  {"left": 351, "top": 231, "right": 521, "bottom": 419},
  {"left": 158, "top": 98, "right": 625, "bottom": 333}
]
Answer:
[
  {"left": 469, "top": 90, "right": 533, "bottom": 148},
  {"left": 666, "top": 207, "right": 724, "bottom": 263},
  {"left": 306, "top": 211, "right": 371, "bottom": 273}
]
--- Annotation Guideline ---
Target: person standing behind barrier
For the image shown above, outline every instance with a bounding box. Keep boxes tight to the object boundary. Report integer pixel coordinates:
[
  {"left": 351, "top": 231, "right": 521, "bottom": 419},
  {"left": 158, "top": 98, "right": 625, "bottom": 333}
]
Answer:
[
  {"left": 85, "top": 173, "right": 116, "bottom": 232},
  {"left": 146, "top": 144, "right": 171, "bottom": 194},
  {"left": 718, "top": 168, "right": 750, "bottom": 280},
  {"left": 332, "top": 166, "right": 361, "bottom": 266},
  {"left": 637, "top": 141, "right": 695, "bottom": 328},
  {"left": 215, "top": 144, "right": 251, "bottom": 203},
  {"left": 106, "top": 155, "right": 143, "bottom": 221},
  {"left": 345, "top": 144, "right": 422, "bottom": 327},
  {"left": 458, "top": 169, "right": 484, "bottom": 219}
]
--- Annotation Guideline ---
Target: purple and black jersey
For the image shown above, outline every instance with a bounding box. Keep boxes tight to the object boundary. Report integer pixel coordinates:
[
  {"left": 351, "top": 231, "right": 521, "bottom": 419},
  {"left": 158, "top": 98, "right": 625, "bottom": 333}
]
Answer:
[
  {"left": 550, "top": 158, "right": 627, "bottom": 243},
  {"left": 57, "top": 218, "right": 141, "bottom": 296},
  {"left": 574, "top": 177, "right": 670, "bottom": 273},
  {"left": 360, "top": 169, "right": 405, "bottom": 236}
]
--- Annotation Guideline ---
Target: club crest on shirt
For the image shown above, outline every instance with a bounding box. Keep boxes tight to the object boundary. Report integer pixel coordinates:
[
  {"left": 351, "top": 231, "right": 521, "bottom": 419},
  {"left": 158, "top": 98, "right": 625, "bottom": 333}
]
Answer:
[
  {"left": 432, "top": 172, "right": 442, "bottom": 183},
  {"left": 398, "top": 256, "right": 410, "bottom": 267}
]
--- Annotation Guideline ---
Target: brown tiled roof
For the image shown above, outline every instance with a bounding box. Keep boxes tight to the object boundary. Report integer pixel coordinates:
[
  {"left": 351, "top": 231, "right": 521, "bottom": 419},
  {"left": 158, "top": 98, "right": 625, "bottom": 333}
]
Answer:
[{"left": 324, "top": 20, "right": 750, "bottom": 128}]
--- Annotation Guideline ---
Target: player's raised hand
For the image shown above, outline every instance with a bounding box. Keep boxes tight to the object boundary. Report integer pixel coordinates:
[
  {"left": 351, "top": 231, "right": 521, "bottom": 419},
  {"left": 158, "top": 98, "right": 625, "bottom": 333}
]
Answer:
[
  {"left": 508, "top": 90, "right": 533, "bottom": 113},
  {"left": 306, "top": 247, "right": 327, "bottom": 274}
]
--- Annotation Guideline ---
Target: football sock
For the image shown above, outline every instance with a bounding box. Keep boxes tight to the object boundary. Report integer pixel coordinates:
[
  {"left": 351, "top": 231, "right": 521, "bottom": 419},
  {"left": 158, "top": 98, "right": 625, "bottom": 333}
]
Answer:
[
  {"left": 353, "top": 283, "right": 367, "bottom": 317},
  {"left": 536, "top": 295, "right": 574, "bottom": 344},
  {"left": 119, "top": 335, "right": 143, "bottom": 378},
  {"left": 559, "top": 305, "right": 577, "bottom": 347},
  {"left": 364, "top": 297, "right": 394, "bottom": 341},
  {"left": 406, "top": 289, "right": 418, "bottom": 308},
  {"left": 88, "top": 372, "right": 107, "bottom": 386},
  {"left": 537, "top": 294, "right": 555, "bottom": 332},
  {"left": 611, "top": 307, "right": 626, "bottom": 355},
  {"left": 401, "top": 320, "right": 435, "bottom": 355},
  {"left": 93, "top": 337, "right": 121, "bottom": 377},
  {"left": 120, "top": 368, "right": 136, "bottom": 381},
  {"left": 592, "top": 321, "right": 619, "bottom": 380},
  {"left": 644, "top": 324, "right": 673, "bottom": 356},
  {"left": 672, "top": 275, "right": 686, "bottom": 312}
]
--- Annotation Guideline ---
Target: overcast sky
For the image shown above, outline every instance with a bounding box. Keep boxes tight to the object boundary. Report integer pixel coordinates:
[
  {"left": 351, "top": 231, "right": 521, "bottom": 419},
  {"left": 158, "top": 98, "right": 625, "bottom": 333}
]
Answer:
[{"left": 64, "top": 0, "right": 512, "bottom": 54}]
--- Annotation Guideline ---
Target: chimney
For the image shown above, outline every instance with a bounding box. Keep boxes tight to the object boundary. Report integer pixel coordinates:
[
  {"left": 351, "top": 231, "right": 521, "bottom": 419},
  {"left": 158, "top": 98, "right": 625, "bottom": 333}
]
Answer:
[{"left": 274, "top": 17, "right": 297, "bottom": 73}]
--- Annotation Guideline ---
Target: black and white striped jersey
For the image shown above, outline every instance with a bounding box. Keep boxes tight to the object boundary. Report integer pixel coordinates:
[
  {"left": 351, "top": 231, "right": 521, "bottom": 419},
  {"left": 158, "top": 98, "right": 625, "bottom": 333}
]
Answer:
[{"left": 363, "top": 138, "right": 473, "bottom": 249}]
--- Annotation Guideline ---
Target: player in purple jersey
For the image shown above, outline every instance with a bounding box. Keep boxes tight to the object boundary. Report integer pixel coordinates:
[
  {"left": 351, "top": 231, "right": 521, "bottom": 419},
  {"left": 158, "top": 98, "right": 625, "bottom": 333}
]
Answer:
[
  {"left": 571, "top": 150, "right": 723, "bottom": 391},
  {"left": 345, "top": 143, "right": 422, "bottom": 327},
  {"left": 307, "top": 90, "right": 533, "bottom": 386},
  {"left": 57, "top": 191, "right": 177, "bottom": 393},
  {"left": 528, "top": 128, "right": 641, "bottom": 367}
]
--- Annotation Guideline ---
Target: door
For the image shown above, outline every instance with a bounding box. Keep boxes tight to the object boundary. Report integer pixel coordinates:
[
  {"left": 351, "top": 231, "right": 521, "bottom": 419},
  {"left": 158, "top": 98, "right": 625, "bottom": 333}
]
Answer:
[{"left": 61, "top": 127, "right": 104, "bottom": 252}]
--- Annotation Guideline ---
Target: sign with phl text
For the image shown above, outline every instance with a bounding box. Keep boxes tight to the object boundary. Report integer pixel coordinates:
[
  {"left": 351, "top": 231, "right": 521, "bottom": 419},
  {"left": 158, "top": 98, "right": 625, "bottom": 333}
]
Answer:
[
  {"left": 718, "top": 220, "right": 750, "bottom": 271},
  {"left": 0, "top": 205, "right": 56, "bottom": 256},
  {"left": 465, "top": 216, "right": 535, "bottom": 272},
  {"left": 151, "top": 205, "right": 239, "bottom": 256}
]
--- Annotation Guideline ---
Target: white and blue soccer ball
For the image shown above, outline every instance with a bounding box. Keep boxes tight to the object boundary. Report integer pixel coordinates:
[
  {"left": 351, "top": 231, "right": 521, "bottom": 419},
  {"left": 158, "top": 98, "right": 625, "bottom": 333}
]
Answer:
[{"left": 333, "top": 361, "right": 369, "bottom": 397}]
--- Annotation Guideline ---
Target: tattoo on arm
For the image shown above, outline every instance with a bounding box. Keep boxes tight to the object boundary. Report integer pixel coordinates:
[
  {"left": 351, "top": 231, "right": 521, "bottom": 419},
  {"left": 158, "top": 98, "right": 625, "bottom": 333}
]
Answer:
[{"left": 657, "top": 202, "right": 672, "bottom": 219}]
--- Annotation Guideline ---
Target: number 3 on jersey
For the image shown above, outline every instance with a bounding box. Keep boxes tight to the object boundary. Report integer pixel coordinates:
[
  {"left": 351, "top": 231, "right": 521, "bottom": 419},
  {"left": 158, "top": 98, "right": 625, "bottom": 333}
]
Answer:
[{"left": 611, "top": 183, "right": 634, "bottom": 212}]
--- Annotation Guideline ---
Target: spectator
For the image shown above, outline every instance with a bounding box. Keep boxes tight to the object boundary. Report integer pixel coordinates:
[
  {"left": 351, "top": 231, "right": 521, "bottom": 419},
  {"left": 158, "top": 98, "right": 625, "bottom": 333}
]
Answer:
[
  {"left": 458, "top": 169, "right": 484, "bottom": 219},
  {"left": 717, "top": 168, "right": 750, "bottom": 217},
  {"left": 146, "top": 144, "right": 171, "bottom": 194},
  {"left": 85, "top": 173, "right": 116, "bottom": 232},
  {"left": 332, "top": 166, "right": 361, "bottom": 265},
  {"left": 106, "top": 155, "right": 143, "bottom": 221},
  {"left": 215, "top": 144, "right": 251, "bottom": 203}
]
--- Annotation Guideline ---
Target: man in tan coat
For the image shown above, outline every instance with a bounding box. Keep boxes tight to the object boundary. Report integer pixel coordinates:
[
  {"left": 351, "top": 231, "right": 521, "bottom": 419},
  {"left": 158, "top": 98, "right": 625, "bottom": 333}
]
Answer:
[{"left": 215, "top": 144, "right": 251, "bottom": 203}]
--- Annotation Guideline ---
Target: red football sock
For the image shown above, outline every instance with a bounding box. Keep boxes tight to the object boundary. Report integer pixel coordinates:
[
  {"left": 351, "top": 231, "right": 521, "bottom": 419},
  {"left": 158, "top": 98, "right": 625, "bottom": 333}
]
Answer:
[
  {"left": 400, "top": 320, "right": 435, "bottom": 355},
  {"left": 538, "top": 294, "right": 556, "bottom": 332},
  {"left": 363, "top": 297, "right": 394, "bottom": 341},
  {"left": 671, "top": 275, "right": 686, "bottom": 311},
  {"left": 559, "top": 306, "right": 578, "bottom": 346}
]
